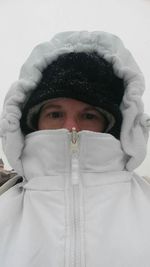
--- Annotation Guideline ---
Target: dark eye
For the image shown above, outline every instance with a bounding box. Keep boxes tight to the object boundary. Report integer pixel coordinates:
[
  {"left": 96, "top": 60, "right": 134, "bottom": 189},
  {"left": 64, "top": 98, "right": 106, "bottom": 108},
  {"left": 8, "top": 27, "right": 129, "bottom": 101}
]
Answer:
[
  {"left": 48, "top": 111, "right": 63, "bottom": 118},
  {"left": 84, "top": 113, "right": 96, "bottom": 120}
]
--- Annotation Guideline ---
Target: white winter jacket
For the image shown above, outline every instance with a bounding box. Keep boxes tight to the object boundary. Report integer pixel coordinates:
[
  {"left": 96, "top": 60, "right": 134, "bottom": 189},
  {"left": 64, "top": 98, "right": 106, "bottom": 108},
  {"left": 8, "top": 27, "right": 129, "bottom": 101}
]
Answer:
[{"left": 0, "top": 31, "right": 150, "bottom": 267}]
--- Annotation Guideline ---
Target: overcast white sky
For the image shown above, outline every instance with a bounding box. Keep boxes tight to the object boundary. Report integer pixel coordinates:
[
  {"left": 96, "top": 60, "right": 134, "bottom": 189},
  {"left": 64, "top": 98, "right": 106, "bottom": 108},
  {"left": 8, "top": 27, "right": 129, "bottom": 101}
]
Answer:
[{"left": 0, "top": 0, "right": 150, "bottom": 176}]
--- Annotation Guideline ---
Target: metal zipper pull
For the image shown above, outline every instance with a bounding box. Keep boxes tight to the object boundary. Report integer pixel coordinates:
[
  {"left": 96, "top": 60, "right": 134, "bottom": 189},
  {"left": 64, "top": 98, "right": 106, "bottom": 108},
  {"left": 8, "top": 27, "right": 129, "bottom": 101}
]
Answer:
[
  {"left": 70, "top": 127, "right": 79, "bottom": 152},
  {"left": 71, "top": 127, "right": 78, "bottom": 144}
]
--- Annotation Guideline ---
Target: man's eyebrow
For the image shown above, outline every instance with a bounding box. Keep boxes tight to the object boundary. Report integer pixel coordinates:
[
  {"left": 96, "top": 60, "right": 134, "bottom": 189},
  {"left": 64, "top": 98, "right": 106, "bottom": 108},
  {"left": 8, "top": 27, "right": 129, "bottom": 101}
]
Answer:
[
  {"left": 83, "top": 106, "right": 99, "bottom": 112},
  {"left": 42, "top": 104, "right": 62, "bottom": 111}
]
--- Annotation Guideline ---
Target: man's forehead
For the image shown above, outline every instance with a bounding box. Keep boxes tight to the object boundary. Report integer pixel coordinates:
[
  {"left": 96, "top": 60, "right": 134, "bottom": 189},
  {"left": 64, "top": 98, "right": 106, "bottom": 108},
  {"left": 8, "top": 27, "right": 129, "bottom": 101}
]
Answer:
[{"left": 41, "top": 98, "right": 96, "bottom": 110}]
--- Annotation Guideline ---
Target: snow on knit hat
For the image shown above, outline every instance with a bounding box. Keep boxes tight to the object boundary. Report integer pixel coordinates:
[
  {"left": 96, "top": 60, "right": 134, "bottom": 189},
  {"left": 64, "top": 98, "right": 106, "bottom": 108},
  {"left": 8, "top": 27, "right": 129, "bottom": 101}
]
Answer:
[{"left": 20, "top": 52, "right": 125, "bottom": 139}]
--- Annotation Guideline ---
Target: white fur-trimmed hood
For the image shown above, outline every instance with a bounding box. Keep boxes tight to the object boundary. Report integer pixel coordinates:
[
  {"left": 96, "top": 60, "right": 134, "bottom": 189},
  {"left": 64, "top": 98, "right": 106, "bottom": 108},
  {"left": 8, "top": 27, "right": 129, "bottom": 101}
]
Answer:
[{"left": 0, "top": 31, "right": 150, "bottom": 175}]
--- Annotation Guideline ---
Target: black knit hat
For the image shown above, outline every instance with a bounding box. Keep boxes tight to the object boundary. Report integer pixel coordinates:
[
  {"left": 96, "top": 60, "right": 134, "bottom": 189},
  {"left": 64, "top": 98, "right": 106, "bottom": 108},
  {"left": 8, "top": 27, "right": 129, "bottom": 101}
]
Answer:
[{"left": 20, "top": 52, "right": 125, "bottom": 138}]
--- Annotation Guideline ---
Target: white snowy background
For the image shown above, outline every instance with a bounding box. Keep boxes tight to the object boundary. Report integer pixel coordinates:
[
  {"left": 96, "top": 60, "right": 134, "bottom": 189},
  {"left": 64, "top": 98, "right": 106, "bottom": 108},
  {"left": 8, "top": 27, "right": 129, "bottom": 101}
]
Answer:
[{"left": 0, "top": 0, "right": 150, "bottom": 176}]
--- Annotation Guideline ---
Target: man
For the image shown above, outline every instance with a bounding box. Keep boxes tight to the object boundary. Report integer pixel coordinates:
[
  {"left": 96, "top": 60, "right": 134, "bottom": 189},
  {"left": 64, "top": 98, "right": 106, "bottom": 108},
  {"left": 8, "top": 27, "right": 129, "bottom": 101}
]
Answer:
[{"left": 0, "top": 31, "right": 150, "bottom": 267}]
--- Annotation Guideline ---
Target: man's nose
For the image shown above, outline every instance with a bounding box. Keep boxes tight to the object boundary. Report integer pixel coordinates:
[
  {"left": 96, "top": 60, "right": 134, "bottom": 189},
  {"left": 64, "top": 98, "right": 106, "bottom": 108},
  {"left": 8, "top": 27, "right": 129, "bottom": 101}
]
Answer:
[{"left": 63, "top": 117, "right": 80, "bottom": 132}]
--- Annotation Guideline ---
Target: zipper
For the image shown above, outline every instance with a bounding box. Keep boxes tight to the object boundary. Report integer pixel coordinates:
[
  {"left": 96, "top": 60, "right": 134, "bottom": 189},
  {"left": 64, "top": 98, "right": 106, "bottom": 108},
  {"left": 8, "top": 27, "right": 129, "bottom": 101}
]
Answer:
[
  {"left": 70, "top": 128, "right": 81, "bottom": 267},
  {"left": 70, "top": 127, "right": 79, "bottom": 152}
]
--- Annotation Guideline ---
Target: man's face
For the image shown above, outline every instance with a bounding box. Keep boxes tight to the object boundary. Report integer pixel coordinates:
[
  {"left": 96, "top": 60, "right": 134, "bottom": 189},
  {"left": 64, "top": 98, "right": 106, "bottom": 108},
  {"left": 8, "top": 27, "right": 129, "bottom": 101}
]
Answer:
[{"left": 38, "top": 98, "right": 107, "bottom": 132}]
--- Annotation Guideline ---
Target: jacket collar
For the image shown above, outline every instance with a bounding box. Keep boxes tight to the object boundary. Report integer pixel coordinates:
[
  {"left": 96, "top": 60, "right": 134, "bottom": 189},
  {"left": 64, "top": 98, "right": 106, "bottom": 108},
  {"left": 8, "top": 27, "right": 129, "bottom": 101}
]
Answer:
[{"left": 21, "top": 129, "right": 127, "bottom": 182}]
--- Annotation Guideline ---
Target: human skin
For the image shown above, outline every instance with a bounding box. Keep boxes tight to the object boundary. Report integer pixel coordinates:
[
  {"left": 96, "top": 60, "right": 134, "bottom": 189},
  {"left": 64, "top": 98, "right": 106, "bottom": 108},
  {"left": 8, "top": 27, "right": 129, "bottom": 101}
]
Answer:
[{"left": 38, "top": 98, "right": 107, "bottom": 132}]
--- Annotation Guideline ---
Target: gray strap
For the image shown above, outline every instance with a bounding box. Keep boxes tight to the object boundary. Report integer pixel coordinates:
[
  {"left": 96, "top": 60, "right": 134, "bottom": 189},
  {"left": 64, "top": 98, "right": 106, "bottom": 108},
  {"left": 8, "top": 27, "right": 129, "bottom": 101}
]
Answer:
[
  {"left": 0, "top": 175, "right": 23, "bottom": 196},
  {"left": 143, "top": 176, "right": 150, "bottom": 184}
]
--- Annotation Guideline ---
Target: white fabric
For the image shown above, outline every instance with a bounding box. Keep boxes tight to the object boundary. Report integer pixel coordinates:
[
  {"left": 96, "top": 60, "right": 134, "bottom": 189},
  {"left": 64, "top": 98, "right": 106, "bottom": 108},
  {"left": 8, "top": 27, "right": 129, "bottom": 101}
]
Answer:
[
  {"left": 0, "top": 31, "right": 150, "bottom": 174},
  {"left": 0, "top": 129, "right": 150, "bottom": 267}
]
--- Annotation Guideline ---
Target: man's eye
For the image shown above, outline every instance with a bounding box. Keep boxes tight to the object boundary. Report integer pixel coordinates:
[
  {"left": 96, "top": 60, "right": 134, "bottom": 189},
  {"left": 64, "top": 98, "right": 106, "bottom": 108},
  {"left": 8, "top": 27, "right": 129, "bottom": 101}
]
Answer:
[
  {"left": 48, "top": 111, "right": 63, "bottom": 118},
  {"left": 84, "top": 113, "right": 96, "bottom": 120}
]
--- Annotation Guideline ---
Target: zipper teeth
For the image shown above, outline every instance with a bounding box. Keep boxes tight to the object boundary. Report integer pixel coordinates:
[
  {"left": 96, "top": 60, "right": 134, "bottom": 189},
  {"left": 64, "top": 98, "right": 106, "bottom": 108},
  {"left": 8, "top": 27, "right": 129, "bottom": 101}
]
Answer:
[{"left": 73, "top": 185, "right": 80, "bottom": 267}]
